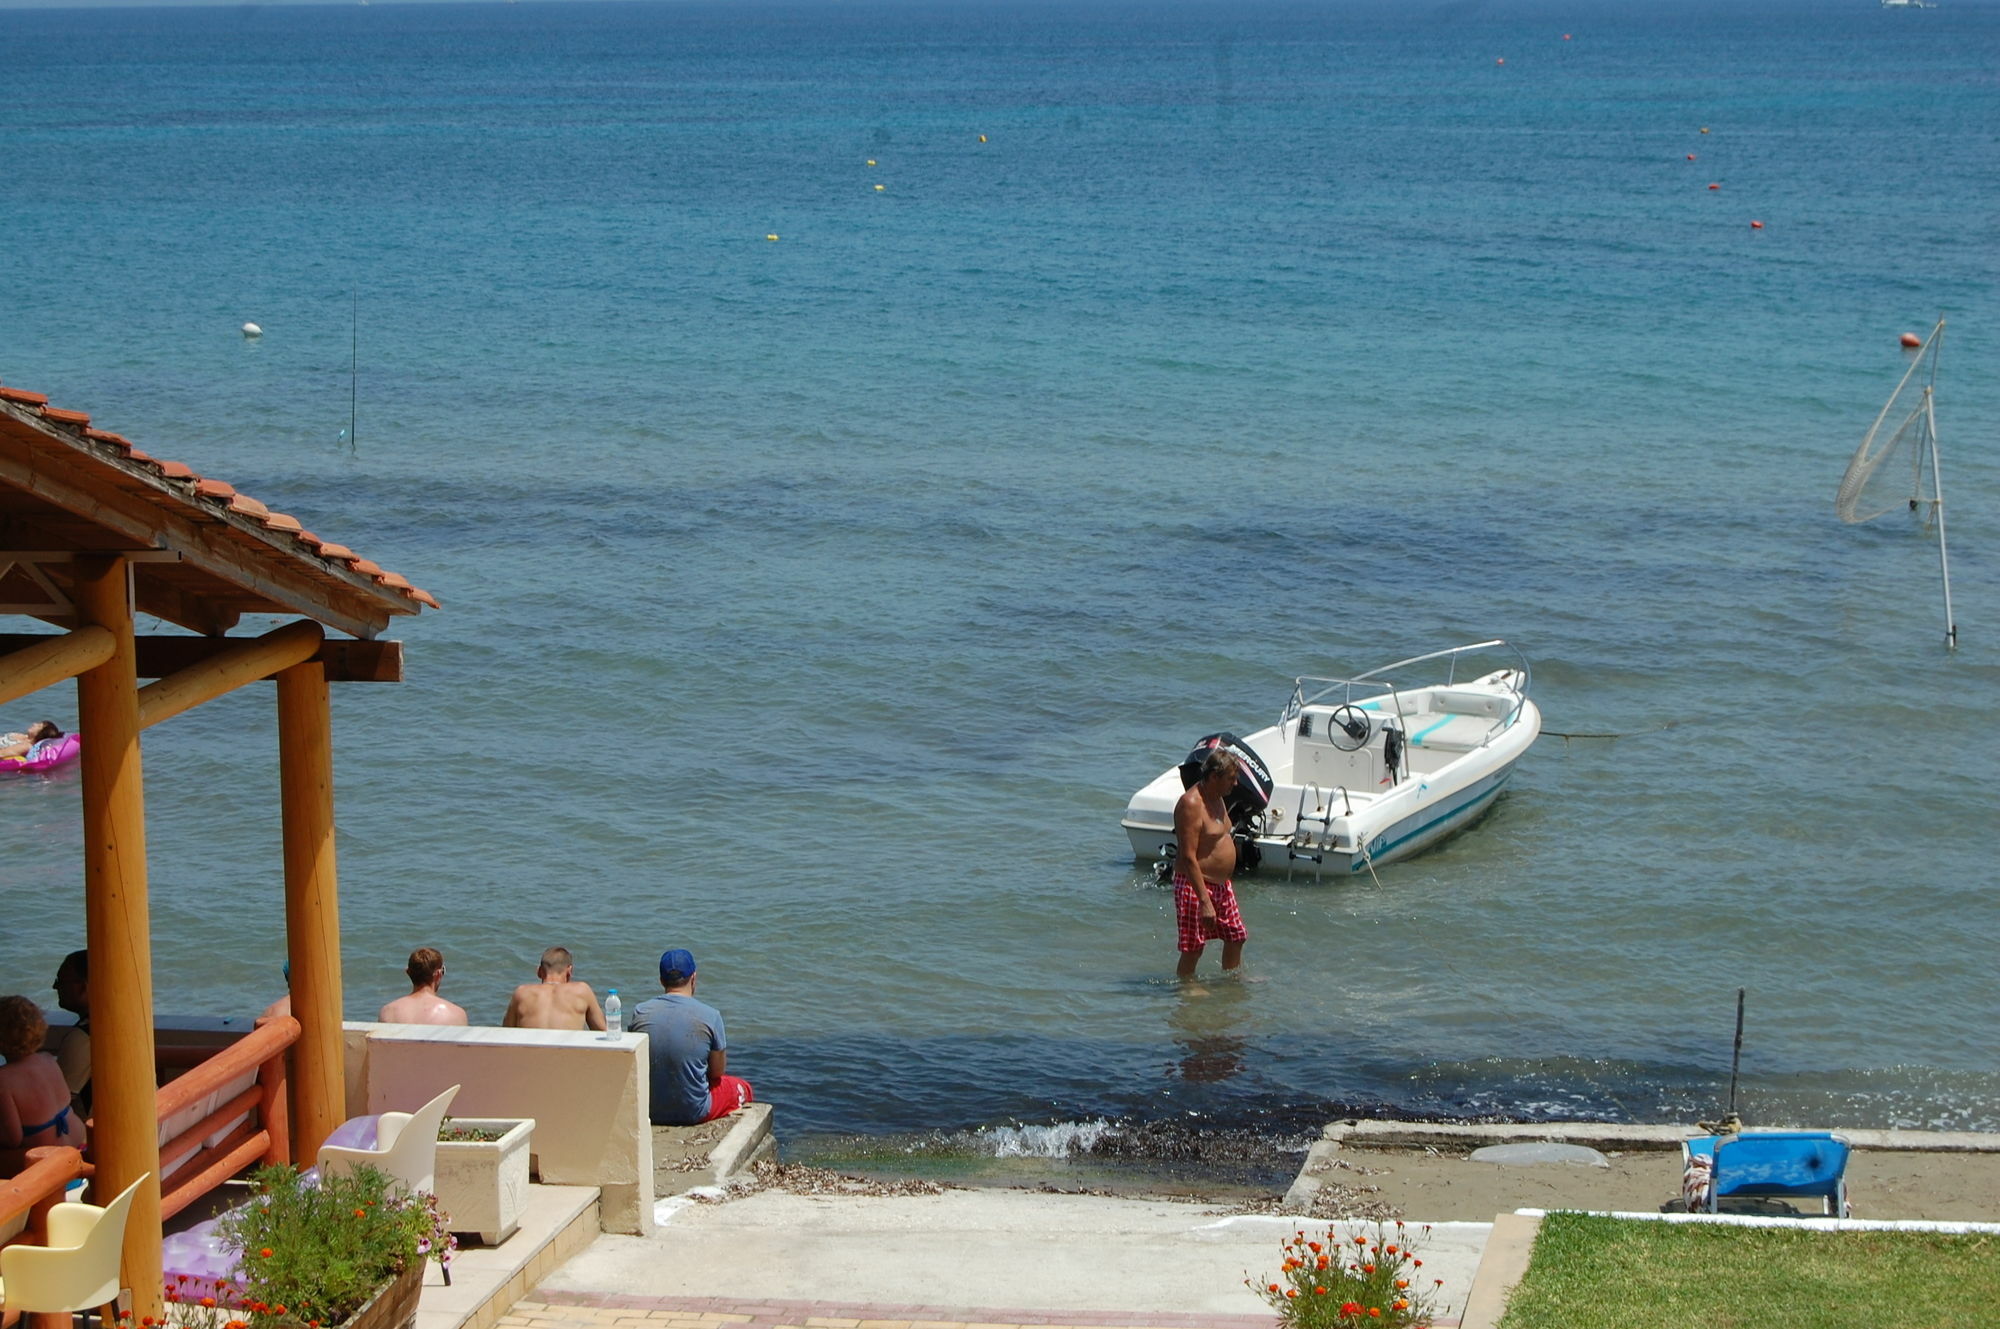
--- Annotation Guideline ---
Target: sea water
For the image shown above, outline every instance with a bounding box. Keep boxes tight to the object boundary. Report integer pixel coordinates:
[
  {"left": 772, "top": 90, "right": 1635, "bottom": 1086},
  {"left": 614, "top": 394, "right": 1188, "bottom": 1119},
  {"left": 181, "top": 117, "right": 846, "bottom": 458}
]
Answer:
[{"left": 2, "top": 0, "right": 1997, "bottom": 1174}]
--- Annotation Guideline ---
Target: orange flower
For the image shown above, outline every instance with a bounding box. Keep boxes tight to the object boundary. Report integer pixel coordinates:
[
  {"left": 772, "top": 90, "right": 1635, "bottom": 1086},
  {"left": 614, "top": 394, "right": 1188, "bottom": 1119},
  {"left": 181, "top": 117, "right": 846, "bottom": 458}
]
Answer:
[
  {"left": 1395, "top": 1280, "right": 1409, "bottom": 1290},
  {"left": 273, "top": 1306, "right": 288, "bottom": 1316},
  {"left": 355, "top": 1208, "right": 367, "bottom": 1218},
  {"left": 1314, "top": 1287, "right": 1327, "bottom": 1296},
  {"left": 1354, "top": 1236, "right": 1369, "bottom": 1246},
  {"left": 1268, "top": 1283, "right": 1281, "bottom": 1293},
  {"left": 1285, "top": 1289, "right": 1299, "bottom": 1299},
  {"left": 1384, "top": 1245, "right": 1397, "bottom": 1255},
  {"left": 1316, "top": 1257, "right": 1329, "bottom": 1270},
  {"left": 259, "top": 1248, "right": 274, "bottom": 1259},
  {"left": 1363, "top": 1264, "right": 1375, "bottom": 1274},
  {"left": 1393, "top": 1300, "right": 1408, "bottom": 1312},
  {"left": 201, "top": 1298, "right": 217, "bottom": 1308},
  {"left": 1412, "top": 1259, "right": 1423, "bottom": 1268},
  {"left": 1307, "top": 1241, "right": 1322, "bottom": 1253},
  {"left": 1368, "top": 1311, "right": 1381, "bottom": 1319}
]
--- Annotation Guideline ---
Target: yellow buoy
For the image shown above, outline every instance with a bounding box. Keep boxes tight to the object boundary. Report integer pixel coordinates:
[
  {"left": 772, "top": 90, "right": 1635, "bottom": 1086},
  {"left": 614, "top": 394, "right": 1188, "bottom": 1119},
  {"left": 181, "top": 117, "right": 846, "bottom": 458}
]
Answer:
[
  {"left": 874, "top": 184, "right": 885, "bottom": 191},
  {"left": 979, "top": 135, "right": 987, "bottom": 142},
  {"left": 766, "top": 234, "right": 779, "bottom": 241},
  {"left": 1700, "top": 127, "right": 1710, "bottom": 133},
  {"left": 866, "top": 159, "right": 876, "bottom": 166}
]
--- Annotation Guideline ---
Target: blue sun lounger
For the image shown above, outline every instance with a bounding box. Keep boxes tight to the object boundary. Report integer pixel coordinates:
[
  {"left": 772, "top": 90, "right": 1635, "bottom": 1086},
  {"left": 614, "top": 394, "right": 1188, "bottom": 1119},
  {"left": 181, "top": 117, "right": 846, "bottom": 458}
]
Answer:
[{"left": 1682, "top": 1131, "right": 1852, "bottom": 1217}]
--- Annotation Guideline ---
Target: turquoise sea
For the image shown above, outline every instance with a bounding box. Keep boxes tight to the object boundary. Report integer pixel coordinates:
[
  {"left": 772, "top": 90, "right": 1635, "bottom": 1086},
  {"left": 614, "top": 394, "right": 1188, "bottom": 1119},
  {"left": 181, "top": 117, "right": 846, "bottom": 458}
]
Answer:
[{"left": 3, "top": 0, "right": 1997, "bottom": 1176}]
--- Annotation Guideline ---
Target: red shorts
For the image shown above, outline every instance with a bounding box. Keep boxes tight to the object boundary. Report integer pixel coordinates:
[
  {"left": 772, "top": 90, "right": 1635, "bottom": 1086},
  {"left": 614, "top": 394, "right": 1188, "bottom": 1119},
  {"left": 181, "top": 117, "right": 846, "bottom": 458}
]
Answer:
[
  {"left": 1174, "top": 873, "right": 1247, "bottom": 952},
  {"left": 702, "top": 1074, "right": 755, "bottom": 1122}
]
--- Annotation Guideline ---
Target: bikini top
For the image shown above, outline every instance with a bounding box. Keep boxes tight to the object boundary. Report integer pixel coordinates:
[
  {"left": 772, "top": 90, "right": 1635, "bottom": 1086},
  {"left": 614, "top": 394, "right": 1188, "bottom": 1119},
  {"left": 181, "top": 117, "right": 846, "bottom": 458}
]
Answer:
[{"left": 19, "top": 1101, "right": 73, "bottom": 1139}]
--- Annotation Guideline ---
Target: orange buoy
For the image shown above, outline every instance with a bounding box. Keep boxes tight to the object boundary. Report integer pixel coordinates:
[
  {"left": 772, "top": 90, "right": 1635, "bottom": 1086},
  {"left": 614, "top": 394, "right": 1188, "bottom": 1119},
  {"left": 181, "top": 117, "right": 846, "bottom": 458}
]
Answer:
[
  {"left": 1707, "top": 182, "right": 1720, "bottom": 190},
  {"left": 1750, "top": 220, "right": 1763, "bottom": 229},
  {"left": 1686, "top": 154, "right": 1696, "bottom": 161},
  {"left": 1900, "top": 332, "right": 1923, "bottom": 349},
  {"left": 1563, "top": 33, "right": 1572, "bottom": 40},
  {"left": 1496, "top": 57, "right": 1505, "bottom": 64}
]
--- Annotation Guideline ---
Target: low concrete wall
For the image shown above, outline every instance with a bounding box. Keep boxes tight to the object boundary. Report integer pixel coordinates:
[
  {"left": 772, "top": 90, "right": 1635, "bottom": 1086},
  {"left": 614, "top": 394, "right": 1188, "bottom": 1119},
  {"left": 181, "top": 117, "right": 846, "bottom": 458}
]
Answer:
[{"left": 343, "top": 1023, "right": 654, "bottom": 1236}]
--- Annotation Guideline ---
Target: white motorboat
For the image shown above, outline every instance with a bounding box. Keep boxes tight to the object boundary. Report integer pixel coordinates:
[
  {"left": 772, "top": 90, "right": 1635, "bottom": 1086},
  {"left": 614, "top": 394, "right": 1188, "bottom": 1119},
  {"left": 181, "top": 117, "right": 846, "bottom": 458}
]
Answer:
[{"left": 1121, "top": 640, "right": 1541, "bottom": 878}]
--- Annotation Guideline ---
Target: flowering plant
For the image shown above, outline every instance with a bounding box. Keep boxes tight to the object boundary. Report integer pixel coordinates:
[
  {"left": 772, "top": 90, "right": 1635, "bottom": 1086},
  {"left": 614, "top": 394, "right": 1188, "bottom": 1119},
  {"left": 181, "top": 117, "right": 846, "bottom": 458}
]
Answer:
[
  {"left": 1249, "top": 1221, "right": 1444, "bottom": 1329},
  {"left": 194, "top": 1163, "right": 455, "bottom": 1327}
]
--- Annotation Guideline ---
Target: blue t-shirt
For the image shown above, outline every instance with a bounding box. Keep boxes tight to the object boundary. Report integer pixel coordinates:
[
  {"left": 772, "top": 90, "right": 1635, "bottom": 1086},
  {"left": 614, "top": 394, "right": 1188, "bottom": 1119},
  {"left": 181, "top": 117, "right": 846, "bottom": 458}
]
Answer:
[{"left": 627, "top": 992, "right": 726, "bottom": 1126}]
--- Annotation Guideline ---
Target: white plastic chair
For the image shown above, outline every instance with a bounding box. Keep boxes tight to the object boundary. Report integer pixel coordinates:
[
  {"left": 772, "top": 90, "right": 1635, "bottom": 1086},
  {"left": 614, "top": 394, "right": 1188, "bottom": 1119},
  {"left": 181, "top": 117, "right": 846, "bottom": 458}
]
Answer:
[
  {"left": 317, "top": 1085, "right": 459, "bottom": 1195},
  {"left": 0, "top": 1174, "right": 146, "bottom": 1327}
]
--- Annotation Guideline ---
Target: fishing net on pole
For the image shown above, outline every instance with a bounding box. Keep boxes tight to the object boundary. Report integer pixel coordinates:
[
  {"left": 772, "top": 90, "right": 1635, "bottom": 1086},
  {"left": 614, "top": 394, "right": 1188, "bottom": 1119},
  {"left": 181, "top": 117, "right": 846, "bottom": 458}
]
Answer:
[{"left": 1836, "top": 394, "right": 1933, "bottom": 525}]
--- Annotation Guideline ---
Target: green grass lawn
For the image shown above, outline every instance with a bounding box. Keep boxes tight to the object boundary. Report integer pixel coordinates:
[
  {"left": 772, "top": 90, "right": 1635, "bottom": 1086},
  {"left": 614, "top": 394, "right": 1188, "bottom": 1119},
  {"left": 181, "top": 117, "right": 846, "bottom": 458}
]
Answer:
[{"left": 1496, "top": 1212, "right": 1998, "bottom": 1329}]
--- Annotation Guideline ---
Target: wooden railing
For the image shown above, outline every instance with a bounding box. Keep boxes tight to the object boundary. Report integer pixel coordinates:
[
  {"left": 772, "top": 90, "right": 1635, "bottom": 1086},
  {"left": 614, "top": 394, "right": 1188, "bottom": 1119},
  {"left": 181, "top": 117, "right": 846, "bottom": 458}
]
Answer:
[
  {"left": 0, "top": 1145, "right": 87, "bottom": 1248},
  {"left": 153, "top": 1015, "right": 297, "bottom": 1221},
  {"left": 0, "top": 1146, "right": 89, "bottom": 1329}
]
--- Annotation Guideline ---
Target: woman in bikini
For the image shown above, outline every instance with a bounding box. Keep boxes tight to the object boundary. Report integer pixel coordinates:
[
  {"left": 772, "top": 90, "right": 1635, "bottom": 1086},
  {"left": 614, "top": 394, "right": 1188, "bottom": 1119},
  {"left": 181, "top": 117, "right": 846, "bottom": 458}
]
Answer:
[{"left": 0, "top": 994, "right": 87, "bottom": 1176}]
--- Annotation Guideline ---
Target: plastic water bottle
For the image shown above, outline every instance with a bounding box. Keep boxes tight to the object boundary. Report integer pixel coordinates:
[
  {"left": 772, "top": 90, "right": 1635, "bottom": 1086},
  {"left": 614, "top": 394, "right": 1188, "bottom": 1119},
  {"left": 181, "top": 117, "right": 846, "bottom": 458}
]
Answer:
[{"left": 602, "top": 989, "right": 621, "bottom": 1039}]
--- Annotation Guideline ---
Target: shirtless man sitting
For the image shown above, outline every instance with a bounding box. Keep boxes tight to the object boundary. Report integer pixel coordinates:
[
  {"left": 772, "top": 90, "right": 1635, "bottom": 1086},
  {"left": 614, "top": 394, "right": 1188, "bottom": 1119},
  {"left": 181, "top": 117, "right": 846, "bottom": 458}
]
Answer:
[
  {"left": 501, "top": 946, "right": 607, "bottom": 1031},
  {"left": 1173, "top": 748, "right": 1248, "bottom": 978},
  {"left": 378, "top": 947, "right": 469, "bottom": 1025}
]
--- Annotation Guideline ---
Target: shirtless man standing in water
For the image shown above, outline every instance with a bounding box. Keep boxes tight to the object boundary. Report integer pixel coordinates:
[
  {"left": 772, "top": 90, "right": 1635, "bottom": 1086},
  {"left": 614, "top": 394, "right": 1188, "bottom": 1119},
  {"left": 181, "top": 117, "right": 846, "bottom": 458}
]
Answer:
[
  {"left": 1173, "top": 749, "right": 1248, "bottom": 978},
  {"left": 502, "top": 946, "right": 608, "bottom": 1031}
]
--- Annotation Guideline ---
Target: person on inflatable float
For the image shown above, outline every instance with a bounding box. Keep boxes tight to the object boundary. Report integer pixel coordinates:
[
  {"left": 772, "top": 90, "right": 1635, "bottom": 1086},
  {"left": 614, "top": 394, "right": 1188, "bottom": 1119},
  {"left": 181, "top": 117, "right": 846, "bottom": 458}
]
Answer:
[{"left": 0, "top": 720, "right": 62, "bottom": 762}]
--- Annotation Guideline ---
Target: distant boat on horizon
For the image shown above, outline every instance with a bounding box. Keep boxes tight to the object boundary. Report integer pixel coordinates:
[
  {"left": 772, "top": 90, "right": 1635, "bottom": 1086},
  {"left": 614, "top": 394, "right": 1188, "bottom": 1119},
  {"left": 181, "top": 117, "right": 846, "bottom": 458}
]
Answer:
[{"left": 1880, "top": 0, "right": 1935, "bottom": 9}]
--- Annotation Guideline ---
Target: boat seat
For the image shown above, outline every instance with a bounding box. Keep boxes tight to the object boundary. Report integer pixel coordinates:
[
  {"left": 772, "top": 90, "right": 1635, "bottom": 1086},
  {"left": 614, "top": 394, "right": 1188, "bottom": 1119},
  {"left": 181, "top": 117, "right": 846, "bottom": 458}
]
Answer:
[{"left": 1405, "top": 712, "right": 1502, "bottom": 752}]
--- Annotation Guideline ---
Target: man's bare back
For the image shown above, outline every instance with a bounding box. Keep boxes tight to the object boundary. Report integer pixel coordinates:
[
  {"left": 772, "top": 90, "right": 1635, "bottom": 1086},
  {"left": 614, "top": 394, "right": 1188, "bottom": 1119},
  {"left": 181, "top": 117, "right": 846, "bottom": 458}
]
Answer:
[
  {"left": 503, "top": 978, "right": 606, "bottom": 1031},
  {"left": 378, "top": 991, "right": 468, "bottom": 1025}
]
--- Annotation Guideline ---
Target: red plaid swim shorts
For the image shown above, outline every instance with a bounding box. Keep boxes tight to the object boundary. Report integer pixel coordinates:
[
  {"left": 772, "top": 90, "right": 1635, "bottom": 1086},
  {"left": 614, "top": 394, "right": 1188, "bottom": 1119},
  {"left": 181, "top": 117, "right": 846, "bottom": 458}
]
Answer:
[{"left": 1174, "top": 872, "right": 1247, "bottom": 952}]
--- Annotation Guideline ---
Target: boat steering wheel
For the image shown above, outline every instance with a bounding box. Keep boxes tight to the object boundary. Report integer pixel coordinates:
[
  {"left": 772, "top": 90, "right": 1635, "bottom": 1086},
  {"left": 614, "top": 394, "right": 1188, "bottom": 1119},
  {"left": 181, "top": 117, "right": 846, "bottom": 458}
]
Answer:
[{"left": 1327, "top": 704, "right": 1372, "bottom": 751}]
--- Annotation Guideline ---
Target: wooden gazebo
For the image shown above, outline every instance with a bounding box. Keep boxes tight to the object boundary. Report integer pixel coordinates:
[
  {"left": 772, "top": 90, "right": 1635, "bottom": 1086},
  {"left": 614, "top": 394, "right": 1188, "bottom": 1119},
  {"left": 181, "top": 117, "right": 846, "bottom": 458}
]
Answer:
[{"left": 0, "top": 380, "right": 437, "bottom": 1316}]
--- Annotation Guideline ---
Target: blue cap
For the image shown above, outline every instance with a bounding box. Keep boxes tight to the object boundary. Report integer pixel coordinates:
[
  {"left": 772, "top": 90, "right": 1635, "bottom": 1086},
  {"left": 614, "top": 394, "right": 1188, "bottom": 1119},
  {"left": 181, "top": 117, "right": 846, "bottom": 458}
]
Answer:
[{"left": 659, "top": 948, "right": 698, "bottom": 984}]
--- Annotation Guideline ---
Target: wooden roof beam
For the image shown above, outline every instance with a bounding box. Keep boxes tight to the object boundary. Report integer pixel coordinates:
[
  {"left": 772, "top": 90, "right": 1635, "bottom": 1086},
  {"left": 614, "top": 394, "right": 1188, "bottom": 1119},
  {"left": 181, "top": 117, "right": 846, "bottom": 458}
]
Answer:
[
  {"left": 138, "top": 620, "right": 325, "bottom": 730},
  {"left": 0, "top": 634, "right": 402, "bottom": 684},
  {"left": 0, "top": 625, "right": 115, "bottom": 707}
]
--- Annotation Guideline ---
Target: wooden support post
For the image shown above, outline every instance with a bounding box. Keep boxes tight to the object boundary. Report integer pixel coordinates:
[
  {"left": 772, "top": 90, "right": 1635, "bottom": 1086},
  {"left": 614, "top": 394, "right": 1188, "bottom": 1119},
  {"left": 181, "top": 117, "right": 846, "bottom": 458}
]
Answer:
[
  {"left": 276, "top": 660, "right": 344, "bottom": 1164},
  {"left": 71, "top": 556, "right": 163, "bottom": 1321},
  {"left": 136, "top": 619, "right": 324, "bottom": 730},
  {"left": 0, "top": 625, "right": 114, "bottom": 706}
]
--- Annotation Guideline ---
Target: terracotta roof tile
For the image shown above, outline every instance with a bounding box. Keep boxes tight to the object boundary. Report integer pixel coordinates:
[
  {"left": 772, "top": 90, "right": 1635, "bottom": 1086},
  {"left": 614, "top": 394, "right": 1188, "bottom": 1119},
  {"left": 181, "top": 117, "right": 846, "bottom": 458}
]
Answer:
[{"left": 3, "top": 376, "right": 434, "bottom": 624}]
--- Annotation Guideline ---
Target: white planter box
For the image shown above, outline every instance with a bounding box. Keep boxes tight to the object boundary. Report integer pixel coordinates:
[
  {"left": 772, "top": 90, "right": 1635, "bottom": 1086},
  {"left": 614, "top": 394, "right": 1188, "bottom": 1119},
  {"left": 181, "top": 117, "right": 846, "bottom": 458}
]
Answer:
[{"left": 432, "top": 1117, "right": 534, "bottom": 1246}]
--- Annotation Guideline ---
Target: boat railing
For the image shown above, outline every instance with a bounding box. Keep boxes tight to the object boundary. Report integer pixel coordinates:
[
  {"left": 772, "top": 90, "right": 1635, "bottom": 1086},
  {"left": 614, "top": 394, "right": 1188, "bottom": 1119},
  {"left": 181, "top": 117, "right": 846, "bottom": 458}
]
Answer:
[{"left": 1284, "top": 640, "right": 1531, "bottom": 736}]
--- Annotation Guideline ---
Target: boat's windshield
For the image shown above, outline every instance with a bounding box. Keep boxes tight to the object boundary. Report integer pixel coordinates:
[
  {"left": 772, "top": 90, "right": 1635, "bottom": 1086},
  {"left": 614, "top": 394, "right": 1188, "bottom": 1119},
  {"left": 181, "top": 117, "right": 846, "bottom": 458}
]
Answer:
[{"left": 1283, "top": 639, "right": 1530, "bottom": 726}]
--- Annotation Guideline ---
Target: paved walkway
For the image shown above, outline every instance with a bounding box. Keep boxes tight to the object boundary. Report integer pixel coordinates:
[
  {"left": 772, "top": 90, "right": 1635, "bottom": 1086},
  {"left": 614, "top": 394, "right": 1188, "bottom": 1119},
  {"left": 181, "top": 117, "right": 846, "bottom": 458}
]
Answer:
[{"left": 505, "top": 1291, "right": 1313, "bottom": 1329}]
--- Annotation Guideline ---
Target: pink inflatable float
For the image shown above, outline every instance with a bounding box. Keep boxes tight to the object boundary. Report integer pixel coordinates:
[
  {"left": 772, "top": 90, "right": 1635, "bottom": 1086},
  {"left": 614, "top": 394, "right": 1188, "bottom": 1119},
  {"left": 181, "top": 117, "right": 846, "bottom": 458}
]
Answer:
[{"left": 1, "top": 731, "right": 81, "bottom": 774}]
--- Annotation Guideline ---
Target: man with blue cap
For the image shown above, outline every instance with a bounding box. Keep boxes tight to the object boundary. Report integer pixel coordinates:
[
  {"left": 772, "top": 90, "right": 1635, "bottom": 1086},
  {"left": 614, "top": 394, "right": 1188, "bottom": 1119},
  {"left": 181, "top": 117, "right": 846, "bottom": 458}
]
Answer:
[{"left": 626, "top": 948, "right": 754, "bottom": 1125}]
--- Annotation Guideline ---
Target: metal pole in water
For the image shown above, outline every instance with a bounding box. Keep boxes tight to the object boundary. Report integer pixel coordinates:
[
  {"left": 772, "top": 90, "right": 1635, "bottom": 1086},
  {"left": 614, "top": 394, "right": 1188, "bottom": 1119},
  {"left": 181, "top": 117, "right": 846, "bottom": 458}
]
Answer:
[
  {"left": 349, "top": 292, "right": 358, "bottom": 453},
  {"left": 1726, "top": 987, "right": 1746, "bottom": 1121}
]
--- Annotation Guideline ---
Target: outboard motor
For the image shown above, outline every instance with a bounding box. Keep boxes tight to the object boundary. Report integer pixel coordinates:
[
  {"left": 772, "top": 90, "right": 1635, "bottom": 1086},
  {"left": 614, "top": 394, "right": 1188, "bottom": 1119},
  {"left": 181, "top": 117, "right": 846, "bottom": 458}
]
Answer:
[{"left": 1178, "top": 732, "right": 1275, "bottom": 872}]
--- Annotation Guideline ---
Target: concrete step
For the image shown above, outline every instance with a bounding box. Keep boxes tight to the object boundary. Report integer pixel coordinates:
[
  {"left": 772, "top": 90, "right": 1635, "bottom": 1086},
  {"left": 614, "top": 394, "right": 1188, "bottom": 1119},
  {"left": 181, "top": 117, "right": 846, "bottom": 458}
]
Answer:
[{"left": 652, "top": 1103, "right": 774, "bottom": 1196}]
